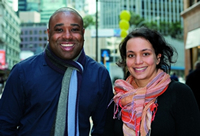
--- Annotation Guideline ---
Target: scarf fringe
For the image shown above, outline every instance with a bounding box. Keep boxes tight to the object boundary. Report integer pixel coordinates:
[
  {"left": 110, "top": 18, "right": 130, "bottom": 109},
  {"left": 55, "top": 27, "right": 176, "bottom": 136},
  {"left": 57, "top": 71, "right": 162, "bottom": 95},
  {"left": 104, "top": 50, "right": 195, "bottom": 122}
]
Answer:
[{"left": 113, "top": 69, "right": 170, "bottom": 136}]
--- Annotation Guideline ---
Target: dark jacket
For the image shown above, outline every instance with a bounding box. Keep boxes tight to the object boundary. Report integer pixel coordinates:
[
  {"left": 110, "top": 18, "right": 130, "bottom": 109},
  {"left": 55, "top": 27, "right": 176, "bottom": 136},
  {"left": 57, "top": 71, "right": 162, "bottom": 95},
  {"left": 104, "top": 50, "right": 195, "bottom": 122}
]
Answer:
[
  {"left": 186, "top": 69, "right": 200, "bottom": 109},
  {"left": 112, "top": 80, "right": 200, "bottom": 136},
  {"left": 0, "top": 52, "right": 113, "bottom": 136}
]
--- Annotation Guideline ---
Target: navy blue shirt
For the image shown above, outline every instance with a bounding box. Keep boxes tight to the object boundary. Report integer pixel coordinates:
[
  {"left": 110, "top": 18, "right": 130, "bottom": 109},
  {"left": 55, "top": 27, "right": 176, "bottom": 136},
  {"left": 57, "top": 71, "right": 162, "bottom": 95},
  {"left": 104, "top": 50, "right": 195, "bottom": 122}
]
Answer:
[{"left": 0, "top": 52, "right": 113, "bottom": 136}]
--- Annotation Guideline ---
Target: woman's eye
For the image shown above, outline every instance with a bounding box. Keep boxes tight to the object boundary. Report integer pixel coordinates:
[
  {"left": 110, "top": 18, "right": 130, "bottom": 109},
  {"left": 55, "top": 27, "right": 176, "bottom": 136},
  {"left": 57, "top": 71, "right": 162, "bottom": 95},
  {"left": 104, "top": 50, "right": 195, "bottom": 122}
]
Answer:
[
  {"left": 127, "top": 54, "right": 134, "bottom": 58},
  {"left": 143, "top": 53, "right": 150, "bottom": 56}
]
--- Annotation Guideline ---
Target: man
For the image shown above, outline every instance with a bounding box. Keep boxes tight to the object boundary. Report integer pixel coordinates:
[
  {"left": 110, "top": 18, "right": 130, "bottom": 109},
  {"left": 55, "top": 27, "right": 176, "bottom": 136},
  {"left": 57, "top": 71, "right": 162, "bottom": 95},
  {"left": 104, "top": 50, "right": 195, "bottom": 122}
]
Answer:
[
  {"left": 0, "top": 7, "right": 114, "bottom": 135},
  {"left": 186, "top": 60, "right": 200, "bottom": 110}
]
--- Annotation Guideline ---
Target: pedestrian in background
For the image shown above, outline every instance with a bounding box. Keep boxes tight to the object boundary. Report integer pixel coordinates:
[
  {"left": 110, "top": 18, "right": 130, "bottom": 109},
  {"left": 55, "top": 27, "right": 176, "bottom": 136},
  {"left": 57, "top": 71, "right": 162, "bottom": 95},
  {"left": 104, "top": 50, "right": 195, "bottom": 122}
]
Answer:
[
  {"left": 113, "top": 27, "right": 200, "bottom": 136},
  {"left": 186, "top": 60, "right": 200, "bottom": 110},
  {"left": 0, "top": 7, "right": 113, "bottom": 136},
  {"left": 170, "top": 72, "right": 179, "bottom": 81}
]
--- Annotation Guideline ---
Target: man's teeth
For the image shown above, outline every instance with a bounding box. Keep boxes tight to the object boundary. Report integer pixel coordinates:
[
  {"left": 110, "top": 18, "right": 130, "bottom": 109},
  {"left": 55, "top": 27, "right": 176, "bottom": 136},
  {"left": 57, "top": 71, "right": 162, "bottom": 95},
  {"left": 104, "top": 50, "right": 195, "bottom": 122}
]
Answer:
[{"left": 61, "top": 44, "right": 73, "bottom": 47}]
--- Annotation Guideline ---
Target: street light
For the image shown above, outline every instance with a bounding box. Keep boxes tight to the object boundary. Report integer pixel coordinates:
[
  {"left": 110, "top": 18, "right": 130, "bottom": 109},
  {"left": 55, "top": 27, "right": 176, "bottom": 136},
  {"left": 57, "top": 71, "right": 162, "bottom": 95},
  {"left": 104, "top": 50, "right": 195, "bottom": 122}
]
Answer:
[
  {"left": 96, "top": 0, "right": 98, "bottom": 62},
  {"left": 95, "top": 0, "right": 119, "bottom": 62}
]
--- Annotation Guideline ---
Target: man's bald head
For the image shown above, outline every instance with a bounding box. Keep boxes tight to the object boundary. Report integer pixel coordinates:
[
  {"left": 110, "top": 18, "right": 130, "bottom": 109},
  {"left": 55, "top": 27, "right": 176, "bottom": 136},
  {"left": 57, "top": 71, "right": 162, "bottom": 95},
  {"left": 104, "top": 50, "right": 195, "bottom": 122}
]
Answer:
[{"left": 48, "top": 7, "right": 83, "bottom": 29}]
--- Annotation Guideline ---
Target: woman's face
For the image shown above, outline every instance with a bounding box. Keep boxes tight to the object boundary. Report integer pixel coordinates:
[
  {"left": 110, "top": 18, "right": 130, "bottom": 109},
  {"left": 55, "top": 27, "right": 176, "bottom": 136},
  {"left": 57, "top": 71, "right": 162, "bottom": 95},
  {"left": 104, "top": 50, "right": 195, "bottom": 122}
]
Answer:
[{"left": 126, "top": 37, "right": 161, "bottom": 87}]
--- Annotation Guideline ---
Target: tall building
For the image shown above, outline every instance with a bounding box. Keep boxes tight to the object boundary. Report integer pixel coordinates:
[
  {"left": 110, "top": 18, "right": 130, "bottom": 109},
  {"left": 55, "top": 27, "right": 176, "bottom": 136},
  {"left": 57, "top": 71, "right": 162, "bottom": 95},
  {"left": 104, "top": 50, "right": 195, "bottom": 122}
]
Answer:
[
  {"left": 99, "top": 1, "right": 120, "bottom": 29},
  {"left": 0, "top": 0, "right": 21, "bottom": 69},
  {"left": 19, "top": 11, "right": 41, "bottom": 23},
  {"left": 20, "top": 22, "right": 47, "bottom": 54},
  {"left": 100, "top": 0, "right": 183, "bottom": 29},
  {"left": 67, "top": 0, "right": 89, "bottom": 16},
  {"left": 18, "top": 0, "right": 40, "bottom": 12},
  {"left": 40, "top": 0, "right": 66, "bottom": 23},
  {"left": 18, "top": 0, "right": 27, "bottom": 11}
]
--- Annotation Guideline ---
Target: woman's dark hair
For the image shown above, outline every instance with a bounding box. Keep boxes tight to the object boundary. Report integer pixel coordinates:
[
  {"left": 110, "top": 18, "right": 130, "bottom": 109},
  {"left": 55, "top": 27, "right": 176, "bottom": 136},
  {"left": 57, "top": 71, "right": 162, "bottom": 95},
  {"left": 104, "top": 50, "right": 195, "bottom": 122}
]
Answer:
[{"left": 117, "top": 27, "right": 177, "bottom": 78}]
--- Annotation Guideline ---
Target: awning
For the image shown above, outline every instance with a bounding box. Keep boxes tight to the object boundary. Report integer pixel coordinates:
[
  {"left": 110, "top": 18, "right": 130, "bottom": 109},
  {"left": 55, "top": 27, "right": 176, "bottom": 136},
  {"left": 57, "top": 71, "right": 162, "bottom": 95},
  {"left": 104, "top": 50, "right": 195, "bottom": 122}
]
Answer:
[
  {"left": 185, "top": 27, "right": 200, "bottom": 49},
  {"left": 171, "top": 66, "right": 185, "bottom": 70}
]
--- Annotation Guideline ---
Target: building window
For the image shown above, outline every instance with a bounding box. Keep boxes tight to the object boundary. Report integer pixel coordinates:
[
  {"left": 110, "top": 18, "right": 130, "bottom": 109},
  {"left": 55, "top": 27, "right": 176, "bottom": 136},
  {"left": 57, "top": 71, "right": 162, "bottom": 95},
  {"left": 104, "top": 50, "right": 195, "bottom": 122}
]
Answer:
[
  {"left": 44, "top": 37, "right": 47, "bottom": 41},
  {"left": 29, "top": 30, "right": 33, "bottom": 34}
]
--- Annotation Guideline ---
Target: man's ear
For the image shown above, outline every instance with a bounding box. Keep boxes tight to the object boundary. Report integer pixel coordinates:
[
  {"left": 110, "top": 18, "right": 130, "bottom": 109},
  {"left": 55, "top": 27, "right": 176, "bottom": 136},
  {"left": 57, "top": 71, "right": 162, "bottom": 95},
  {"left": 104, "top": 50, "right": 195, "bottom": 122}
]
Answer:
[
  {"left": 82, "top": 28, "right": 85, "bottom": 35},
  {"left": 47, "top": 29, "right": 50, "bottom": 41}
]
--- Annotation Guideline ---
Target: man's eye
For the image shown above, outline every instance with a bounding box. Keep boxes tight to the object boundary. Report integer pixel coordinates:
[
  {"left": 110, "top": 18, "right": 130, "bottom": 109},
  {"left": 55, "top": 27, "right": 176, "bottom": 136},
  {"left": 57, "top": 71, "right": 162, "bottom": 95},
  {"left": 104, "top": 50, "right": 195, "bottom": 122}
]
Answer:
[
  {"left": 55, "top": 28, "right": 63, "bottom": 32},
  {"left": 71, "top": 28, "right": 80, "bottom": 32}
]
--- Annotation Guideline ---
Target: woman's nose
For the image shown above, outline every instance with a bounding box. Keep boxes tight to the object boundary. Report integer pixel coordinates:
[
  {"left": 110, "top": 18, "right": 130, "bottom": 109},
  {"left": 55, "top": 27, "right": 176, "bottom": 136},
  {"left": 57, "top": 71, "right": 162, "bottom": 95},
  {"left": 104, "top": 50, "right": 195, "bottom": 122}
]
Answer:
[{"left": 135, "top": 56, "right": 143, "bottom": 64}]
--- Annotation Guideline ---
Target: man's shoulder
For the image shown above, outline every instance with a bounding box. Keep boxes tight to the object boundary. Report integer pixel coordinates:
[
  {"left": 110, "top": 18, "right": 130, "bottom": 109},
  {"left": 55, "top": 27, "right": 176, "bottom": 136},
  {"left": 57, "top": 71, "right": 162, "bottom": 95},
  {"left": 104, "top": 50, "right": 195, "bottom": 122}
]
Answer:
[
  {"left": 15, "top": 53, "right": 45, "bottom": 70},
  {"left": 84, "top": 56, "right": 109, "bottom": 76},
  {"left": 85, "top": 56, "right": 106, "bottom": 69}
]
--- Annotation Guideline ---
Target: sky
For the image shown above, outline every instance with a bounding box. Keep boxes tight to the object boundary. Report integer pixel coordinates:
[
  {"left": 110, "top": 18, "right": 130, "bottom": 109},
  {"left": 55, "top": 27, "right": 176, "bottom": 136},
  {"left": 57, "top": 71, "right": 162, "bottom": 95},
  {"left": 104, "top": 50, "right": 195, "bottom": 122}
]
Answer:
[{"left": 88, "top": 0, "right": 97, "bottom": 14}]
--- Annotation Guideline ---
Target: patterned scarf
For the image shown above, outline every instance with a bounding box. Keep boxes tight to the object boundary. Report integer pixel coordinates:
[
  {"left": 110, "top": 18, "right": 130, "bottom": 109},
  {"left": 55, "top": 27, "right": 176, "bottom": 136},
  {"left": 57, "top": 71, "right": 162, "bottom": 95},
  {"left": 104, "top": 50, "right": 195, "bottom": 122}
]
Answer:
[
  {"left": 113, "top": 69, "right": 170, "bottom": 136},
  {"left": 44, "top": 44, "right": 85, "bottom": 136}
]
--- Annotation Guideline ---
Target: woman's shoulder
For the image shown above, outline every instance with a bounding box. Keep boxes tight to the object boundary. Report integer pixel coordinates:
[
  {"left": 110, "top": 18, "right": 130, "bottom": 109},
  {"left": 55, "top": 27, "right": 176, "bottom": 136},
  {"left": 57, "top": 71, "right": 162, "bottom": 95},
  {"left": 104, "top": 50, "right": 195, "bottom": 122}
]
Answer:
[
  {"left": 166, "top": 80, "right": 194, "bottom": 98},
  {"left": 168, "top": 80, "right": 191, "bottom": 91}
]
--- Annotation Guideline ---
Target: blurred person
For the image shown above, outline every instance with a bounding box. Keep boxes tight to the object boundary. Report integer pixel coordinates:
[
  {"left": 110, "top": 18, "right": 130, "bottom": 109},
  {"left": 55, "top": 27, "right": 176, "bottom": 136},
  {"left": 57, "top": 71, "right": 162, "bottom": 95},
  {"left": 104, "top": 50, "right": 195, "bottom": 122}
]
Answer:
[
  {"left": 0, "top": 7, "right": 114, "bottom": 136},
  {"left": 186, "top": 60, "right": 200, "bottom": 109},
  {"left": 170, "top": 72, "right": 179, "bottom": 81},
  {"left": 112, "top": 27, "right": 200, "bottom": 136},
  {"left": 186, "top": 69, "right": 193, "bottom": 80}
]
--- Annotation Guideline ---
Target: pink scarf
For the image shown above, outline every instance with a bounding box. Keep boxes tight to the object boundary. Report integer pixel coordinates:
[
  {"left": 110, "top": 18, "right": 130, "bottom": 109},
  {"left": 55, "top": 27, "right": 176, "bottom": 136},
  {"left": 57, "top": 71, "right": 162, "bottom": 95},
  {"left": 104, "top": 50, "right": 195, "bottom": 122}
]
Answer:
[{"left": 113, "top": 69, "right": 170, "bottom": 136}]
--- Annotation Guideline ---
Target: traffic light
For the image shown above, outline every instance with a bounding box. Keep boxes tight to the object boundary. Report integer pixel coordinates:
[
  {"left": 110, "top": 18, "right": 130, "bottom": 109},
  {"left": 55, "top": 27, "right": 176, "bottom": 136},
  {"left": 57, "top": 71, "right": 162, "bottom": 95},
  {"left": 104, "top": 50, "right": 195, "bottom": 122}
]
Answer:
[{"left": 119, "top": 10, "right": 131, "bottom": 39}]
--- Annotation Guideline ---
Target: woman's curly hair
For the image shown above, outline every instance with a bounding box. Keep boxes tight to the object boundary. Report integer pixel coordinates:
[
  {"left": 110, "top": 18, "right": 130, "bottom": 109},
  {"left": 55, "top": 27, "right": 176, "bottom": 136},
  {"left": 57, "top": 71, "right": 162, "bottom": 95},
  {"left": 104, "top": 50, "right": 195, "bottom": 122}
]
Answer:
[{"left": 117, "top": 27, "right": 178, "bottom": 78}]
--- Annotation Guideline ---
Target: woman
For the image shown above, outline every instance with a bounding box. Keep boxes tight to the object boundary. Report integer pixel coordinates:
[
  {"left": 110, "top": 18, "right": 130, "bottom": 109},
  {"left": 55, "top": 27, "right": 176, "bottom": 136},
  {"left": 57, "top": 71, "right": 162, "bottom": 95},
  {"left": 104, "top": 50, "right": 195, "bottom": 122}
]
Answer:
[{"left": 113, "top": 27, "right": 200, "bottom": 136}]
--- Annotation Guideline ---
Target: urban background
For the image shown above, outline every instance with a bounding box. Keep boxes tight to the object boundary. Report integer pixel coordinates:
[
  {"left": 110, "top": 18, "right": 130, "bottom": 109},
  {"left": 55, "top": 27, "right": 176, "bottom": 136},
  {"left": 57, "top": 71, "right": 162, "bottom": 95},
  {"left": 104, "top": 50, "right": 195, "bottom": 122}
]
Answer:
[{"left": 0, "top": 0, "right": 200, "bottom": 93}]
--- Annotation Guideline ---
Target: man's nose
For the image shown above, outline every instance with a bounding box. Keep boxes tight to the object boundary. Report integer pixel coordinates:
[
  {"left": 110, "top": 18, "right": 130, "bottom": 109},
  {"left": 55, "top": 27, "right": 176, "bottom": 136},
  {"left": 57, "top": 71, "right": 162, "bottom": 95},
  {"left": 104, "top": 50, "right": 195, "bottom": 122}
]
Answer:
[{"left": 62, "top": 30, "right": 73, "bottom": 39}]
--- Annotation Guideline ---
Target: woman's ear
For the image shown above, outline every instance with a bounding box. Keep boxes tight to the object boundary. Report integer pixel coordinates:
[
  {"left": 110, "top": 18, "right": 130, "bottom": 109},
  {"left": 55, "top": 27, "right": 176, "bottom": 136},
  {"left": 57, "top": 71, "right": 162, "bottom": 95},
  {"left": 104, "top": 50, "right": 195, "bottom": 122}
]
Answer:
[{"left": 156, "top": 54, "right": 162, "bottom": 64}]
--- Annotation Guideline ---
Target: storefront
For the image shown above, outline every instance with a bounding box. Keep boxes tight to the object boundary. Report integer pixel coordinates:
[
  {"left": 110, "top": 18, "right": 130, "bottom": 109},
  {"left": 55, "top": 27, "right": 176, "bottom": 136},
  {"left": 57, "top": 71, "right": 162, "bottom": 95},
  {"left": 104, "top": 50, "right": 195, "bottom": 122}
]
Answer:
[
  {"left": 181, "top": 1, "right": 200, "bottom": 78},
  {"left": 0, "top": 68, "right": 10, "bottom": 94}
]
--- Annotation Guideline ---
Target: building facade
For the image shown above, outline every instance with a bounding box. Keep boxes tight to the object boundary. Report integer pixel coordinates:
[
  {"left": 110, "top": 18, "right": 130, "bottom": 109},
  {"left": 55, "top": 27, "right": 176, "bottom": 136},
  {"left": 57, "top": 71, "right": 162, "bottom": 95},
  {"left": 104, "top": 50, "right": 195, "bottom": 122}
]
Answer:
[
  {"left": 40, "top": 0, "right": 66, "bottom": 23},
  {"left": 181, "top": 0, "right": 200, "bottom": 77},
  {"left": 100, "top": 0, "right": 183, "bottom": 29},
  {"left": 18, "top": 0, "right": 40, "bottom": 12},
  {"left": 20, "top": 22, "right": 47, "bottom": 54},
  {"left": 0, "top": 0, "right": 21, "bottom": 70}
]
